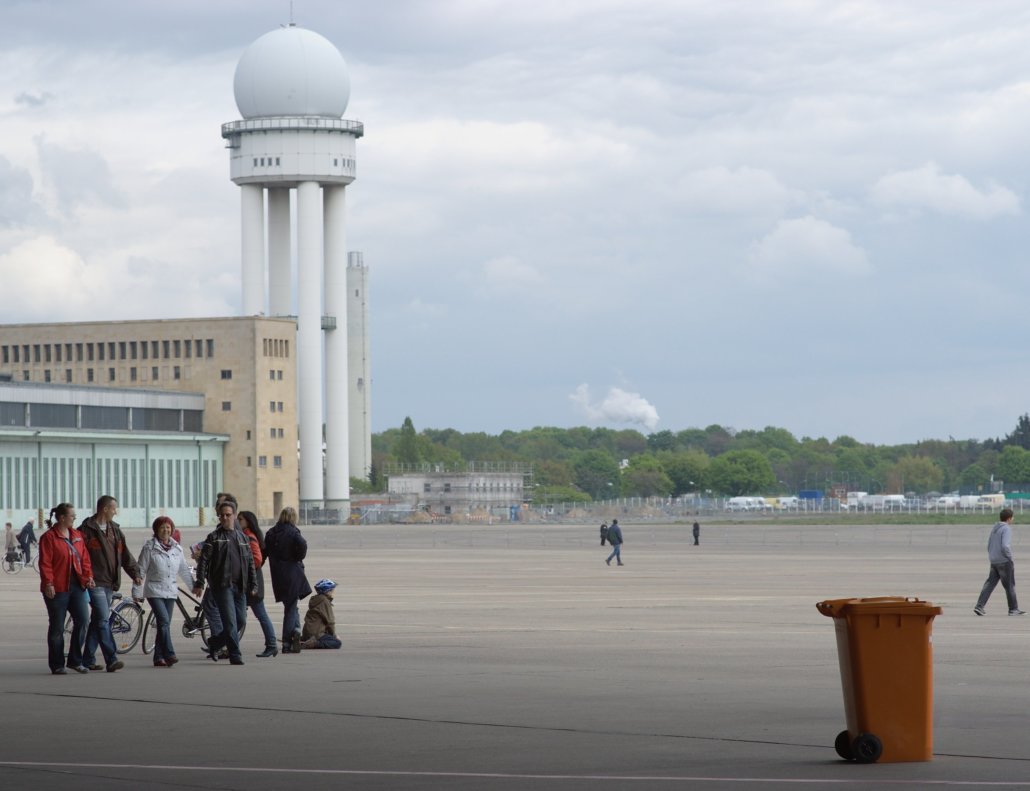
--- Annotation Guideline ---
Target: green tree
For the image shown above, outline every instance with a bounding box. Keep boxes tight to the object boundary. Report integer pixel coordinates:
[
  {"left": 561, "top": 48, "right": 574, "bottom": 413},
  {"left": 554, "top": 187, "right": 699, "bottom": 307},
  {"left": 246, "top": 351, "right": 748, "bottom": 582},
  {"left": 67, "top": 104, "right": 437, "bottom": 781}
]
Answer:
[
  {"left": 621, "top": 455, "right": 674, "bottom": 497},
  {"left": 997, "top": 445, "right": 1030, "bottom": 486},
  {"left": 656, "top": 450, "right": 710, "bottom": 495},
  {"left": 1005, "top": 413, "right": 1030, "bottom": 449},
  {"left": 573, "top": 450, "right": 621, "bottom": 500},
  {"left": 708, "top": 450, "right": 775, "bottom": 495},
  {"left": 886, "top": 456, "right": 943, "bottom": 494},
  {"left": 958, "top": 462, "right": 990, "bottom": 492},
  {"left": 533, "top": 485, "right": 592, "bottom": 504},
  {"left": 394, "top": 416, "right": 421, "bottom": 465}
]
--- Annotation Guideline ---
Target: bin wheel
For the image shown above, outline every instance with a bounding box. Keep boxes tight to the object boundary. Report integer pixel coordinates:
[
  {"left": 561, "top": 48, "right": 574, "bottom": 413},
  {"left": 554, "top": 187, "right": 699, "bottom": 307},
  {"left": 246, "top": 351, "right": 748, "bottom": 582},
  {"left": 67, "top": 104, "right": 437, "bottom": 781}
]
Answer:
[
  {"left": 834, "top": 730, "right": 853, "bottom": 761},
  {"left": 852, "top": 733, "right": 883, "bottom": 764}
]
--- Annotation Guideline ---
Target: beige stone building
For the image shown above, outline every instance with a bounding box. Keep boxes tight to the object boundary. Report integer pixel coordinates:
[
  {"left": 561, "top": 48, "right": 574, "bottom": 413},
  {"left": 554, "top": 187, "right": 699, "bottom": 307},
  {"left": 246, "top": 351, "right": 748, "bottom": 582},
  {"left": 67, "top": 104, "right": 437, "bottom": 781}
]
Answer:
[{"left": 0, "top": 317, "right": 297, "bottom": 521}]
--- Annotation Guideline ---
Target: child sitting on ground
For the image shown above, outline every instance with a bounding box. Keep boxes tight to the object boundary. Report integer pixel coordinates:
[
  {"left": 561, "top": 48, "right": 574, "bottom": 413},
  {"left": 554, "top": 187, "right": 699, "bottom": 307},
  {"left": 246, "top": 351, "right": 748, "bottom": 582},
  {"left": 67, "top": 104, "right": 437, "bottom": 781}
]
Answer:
[{"left": 301, "top": 578, "right": 342, "bottom": 649}]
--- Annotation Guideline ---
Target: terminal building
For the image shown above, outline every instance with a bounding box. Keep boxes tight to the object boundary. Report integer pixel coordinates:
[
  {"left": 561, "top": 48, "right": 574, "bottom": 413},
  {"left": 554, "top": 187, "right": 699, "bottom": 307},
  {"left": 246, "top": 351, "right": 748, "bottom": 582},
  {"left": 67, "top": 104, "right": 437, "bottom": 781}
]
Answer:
[{"left": 0, "top": 316, "right": 295, "bottom": 522}]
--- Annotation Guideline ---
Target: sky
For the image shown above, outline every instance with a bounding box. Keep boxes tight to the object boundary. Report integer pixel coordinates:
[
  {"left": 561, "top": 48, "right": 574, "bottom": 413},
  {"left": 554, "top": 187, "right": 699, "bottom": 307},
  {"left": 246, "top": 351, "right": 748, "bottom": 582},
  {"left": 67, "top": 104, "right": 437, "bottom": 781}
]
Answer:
[{"left": 2, "top": 0, "right": 1030, "bottom": 446}]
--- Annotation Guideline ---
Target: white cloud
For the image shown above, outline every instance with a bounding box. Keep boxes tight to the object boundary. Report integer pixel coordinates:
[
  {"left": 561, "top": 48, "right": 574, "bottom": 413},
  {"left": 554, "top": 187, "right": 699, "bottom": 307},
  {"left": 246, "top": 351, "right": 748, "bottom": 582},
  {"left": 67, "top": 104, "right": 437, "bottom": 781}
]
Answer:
[
  {"left": 672, "top": 166, "right": 796, "bottom": 216},
  {"left": 870, "top": 162, "right": 1020, "bottom": 219},
  {"left": 480, "top": 256, "right": 545, "bottom": 291},
  {"left": 748, "top": 215, "right": 870, "bottom": 276},
  {"left": 570, "top": 384, "right": 659, "bottom": 431}
]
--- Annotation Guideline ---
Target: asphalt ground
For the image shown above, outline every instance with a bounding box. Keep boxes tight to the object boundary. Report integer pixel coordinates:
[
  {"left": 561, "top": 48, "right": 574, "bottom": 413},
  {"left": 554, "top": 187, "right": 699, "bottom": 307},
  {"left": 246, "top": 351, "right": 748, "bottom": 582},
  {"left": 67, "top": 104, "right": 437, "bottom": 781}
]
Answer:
[{"left": 1, "top": 521, "right": 1028, "bottom": 790}]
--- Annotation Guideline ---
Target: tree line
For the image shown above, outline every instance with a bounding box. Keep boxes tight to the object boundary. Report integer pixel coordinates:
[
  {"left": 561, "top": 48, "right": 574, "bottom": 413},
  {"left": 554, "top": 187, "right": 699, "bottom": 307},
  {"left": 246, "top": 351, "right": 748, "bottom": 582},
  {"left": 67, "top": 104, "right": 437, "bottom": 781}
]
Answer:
[{"left": 351, "top": 415, "right": 1030, "bottom": 502}]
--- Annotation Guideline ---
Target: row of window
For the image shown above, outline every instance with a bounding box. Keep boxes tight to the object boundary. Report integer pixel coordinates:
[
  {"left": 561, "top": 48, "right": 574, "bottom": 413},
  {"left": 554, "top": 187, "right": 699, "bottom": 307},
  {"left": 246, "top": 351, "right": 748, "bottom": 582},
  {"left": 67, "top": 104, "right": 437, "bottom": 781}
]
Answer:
[
  {"left": 1, "top": 339, "right": 215, "bottom": 366},
  {"left": 263, "top": 339, "right": 290, "bottom": 358},
  {"left": 251, "top": 157, "right": 355, "bottom": 169},
  {"left": 422, "top": 481, "right": 523, "bottom": 492},
  {"left": 0, "top": 402, "right": 203, "bottom": 432},
  {"left": 246, "top": 455, "right": 283, "bottom": 468},
  {"left": 0, "top": 455, "right": 218, "bottom": 511},
  {"left": 5, "top": 365, "right": 186, "bottom": 385}
]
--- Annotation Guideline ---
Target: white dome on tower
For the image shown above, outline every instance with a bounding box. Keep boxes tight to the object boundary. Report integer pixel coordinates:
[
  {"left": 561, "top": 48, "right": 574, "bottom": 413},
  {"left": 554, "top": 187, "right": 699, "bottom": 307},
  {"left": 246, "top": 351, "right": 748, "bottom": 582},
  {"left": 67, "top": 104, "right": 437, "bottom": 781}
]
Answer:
[{"left": 233, "top": 25, "right": 350, "bottom": 119}]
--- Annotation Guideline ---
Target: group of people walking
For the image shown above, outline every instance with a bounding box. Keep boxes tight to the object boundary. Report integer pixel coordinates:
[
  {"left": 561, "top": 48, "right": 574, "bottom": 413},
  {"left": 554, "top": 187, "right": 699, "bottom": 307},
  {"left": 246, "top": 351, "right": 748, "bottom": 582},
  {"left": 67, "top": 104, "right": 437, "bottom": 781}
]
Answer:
[{"left": 38, "top": 493, "right": 340, "bottom": 674}]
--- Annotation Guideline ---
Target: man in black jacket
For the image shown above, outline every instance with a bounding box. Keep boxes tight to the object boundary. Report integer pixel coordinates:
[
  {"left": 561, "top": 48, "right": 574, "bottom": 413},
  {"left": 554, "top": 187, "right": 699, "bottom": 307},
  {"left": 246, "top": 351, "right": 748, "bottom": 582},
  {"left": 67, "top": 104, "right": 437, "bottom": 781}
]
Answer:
[{"left": 193, "top": 499, "right": 257, "bottom": 665}]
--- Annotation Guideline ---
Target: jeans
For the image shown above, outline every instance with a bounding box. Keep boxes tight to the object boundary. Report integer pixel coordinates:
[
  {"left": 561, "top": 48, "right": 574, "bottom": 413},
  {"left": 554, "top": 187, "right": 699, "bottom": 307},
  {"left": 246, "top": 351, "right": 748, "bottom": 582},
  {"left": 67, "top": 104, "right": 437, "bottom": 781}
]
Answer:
[
  {"left": 45, "top": 582, "right": 89, "bottom": 671},
  {"left": 209, "top": 586, "right": 247, "bottom": 660},
  {"left": 309, "top": 634, "right": 342, "bottom": 649},
  {"left": 606, "top": 544, "right": 622, "bottom": 564},
  {"left": 282, "top": 597, "right": 300, "bottom": 644},
  {"left": 250, "top": 598, "right": 277, "bottom": 649},
  {"left": 148, "top": 597, "right": 176, "bottom": 662},
  {"left": 977, "top": 561, "right": 1019, "bottom": 611},
  {"left": 202, "top": 588, "right": 221, "bottom": 636},
  {"left": 84, "top": 586, "right": 118, "bottom": 667}
]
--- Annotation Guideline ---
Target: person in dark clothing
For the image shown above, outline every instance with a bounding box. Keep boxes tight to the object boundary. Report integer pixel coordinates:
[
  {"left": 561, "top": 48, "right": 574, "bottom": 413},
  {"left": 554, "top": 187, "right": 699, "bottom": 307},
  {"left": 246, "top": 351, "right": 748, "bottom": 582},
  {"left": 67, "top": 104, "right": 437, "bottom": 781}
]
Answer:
[
  {"left": 605, "top": 519, "right": 624, "bottom": 566},
  {"left": 600, "top": 522, "right": 609, "bottom": 546},
  {"left": 79, "top": 495, "right": 141, "bottom": 672},
  {"left": 18, "top": 518, "right": 38, "bottom": 563},
  {"left": 693, "top": 521, "right": 701, "bottom": 546},
  {"left": 264, "top": 506, "right": 312, "bottom": 653},
  {"left": 192, "top": 499, "right": 257, "bottom": 665}
]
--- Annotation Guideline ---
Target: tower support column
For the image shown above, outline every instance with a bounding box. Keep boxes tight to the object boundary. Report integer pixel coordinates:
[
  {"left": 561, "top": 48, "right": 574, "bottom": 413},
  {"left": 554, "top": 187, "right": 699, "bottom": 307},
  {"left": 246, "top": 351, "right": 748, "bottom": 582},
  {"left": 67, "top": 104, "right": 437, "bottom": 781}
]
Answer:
[
  {"left": 323, "top": 185, "right": 350, "bottom": 509},
  {"left": 240, "top": 184, "right": 265, "bottom": 315},
  {"left": 267, "top": 188, "right": 292, "bottom": 316},
  {"left": 296, "top": 180, "right": 324, "bottom": 507}
]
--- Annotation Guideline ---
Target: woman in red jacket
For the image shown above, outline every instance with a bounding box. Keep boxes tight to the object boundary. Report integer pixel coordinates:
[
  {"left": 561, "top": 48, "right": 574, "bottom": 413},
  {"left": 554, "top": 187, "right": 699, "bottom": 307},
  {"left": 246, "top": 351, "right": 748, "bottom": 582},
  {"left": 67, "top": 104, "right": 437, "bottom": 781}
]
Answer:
[{"left": 39, "top": 503, "right": 95, "bottom": 674}]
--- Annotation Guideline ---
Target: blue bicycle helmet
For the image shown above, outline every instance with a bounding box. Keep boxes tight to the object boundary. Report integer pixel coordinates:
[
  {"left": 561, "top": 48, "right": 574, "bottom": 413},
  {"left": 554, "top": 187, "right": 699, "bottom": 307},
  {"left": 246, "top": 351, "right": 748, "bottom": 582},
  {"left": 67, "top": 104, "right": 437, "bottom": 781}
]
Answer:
[{"left": 314, "top": 578, "right": 338, "bottom": 594}]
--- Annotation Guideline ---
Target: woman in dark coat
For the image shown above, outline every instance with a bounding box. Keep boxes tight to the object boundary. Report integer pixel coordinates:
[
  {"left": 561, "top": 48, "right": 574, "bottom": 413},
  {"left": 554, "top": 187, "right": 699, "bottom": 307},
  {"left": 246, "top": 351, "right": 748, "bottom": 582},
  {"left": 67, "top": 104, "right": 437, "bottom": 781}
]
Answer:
[
  {"left": 238, "top": 510, "right": 279, "bottom": 658},
  {"left": 263, "top": 506, "right": 312, "bottom": 653}
]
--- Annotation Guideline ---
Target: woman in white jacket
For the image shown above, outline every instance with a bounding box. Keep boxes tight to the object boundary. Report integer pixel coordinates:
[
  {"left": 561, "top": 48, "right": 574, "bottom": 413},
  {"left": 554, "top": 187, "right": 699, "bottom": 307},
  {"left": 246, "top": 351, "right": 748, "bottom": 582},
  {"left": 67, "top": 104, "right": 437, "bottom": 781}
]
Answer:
[{"left": 132, "top": 516, "right": 194, "bottom": 667}]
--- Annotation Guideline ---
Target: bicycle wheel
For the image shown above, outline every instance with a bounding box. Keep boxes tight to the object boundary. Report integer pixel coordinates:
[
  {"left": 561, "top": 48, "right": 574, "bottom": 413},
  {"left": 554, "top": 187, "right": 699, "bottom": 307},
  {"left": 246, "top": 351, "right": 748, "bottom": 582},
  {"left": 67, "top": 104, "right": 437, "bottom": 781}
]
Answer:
[
  {"left": 2, "top": 557, "right": 20, "bottom": 574},
  {"left": 141, "top": 609, "right": 156, "bottom": 654},
  {"left": 111, "top": 601, "right": 144, "bottom": 653}
]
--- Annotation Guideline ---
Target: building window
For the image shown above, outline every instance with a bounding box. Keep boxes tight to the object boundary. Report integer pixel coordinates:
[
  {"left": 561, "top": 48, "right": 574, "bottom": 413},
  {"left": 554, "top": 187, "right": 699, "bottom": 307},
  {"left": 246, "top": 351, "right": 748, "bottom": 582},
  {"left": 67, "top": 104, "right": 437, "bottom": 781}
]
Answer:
[
  {"left": 277, "top": 401, "right": 283, "bottom": 412},
  {"left": 269, "top": 370, "right": 275, "bottom": 381},
  {"left": 222, "top": 401, "right": 231, "bottom": 411},
  {"left": 65, "top": 369, "right": 72, "bottom": 383},
  {"left": 108, "top": 342, "right": 116, "bottom": 359},
  {"left": 221, "top": 370, "right": 232, "bottom": 380},
  {"left": 119, "top": 341, "right": 126, "bottom": 359},
  {"left": 152, "top": 366, "right": 158, "bottom": 380},
  {"left": 246, "top": 430, "right": 251, "bottom": 440},
  {"left": 273, "top": 456, "right": 282, "bottom": 468},
  {"left": 173, "top": 340, "right": 181, "bottom": 358},
  {"left": 130, "top": 367, "right": 137, "bottom": 381},
  {"left": 87, "top": 368, "right": 94, "bottom": 382},
  {"left": 277, "top": 370, "right": 283, "bottom": 380},
  {"left": 152, "top": 341, "right": 159, "bottom": 358},
  {"left": 444, "top": 483, "right": 451, "bottom": 493},
  {"left": 270, "top": 428, "right": 276, "bottom": 439},
  {"left": 98, "top": 343, "right": 105, "bottom": 361},
  {"left": 247, "top": 456, "right": 252, "bottom": 467},
  {"left": 278, "top": 428, "right": 284, "bottom": 438},
  {"left": 424, "top": 483, "right": 432, "bottom": 493},
  {"left": 184, "top": 340, "right": 191, "bottom": 358},
  {"left": 44, "top": 369, "right": 51, "bottom": 382},
  {"left": 195, "top": 339, "right": 203, "bottom": 357},
  {"left": 162, "top": 340, "right": 170, "bottom": 358},
  {"left": 141, "top": 342, "right": 148, "bottom": 360},
  {"left": 258, "top": 456, "right": 267, "bottom": 468},
  {"left": 75, "top": 343, "right": 83, "bottom": 361},
  {"left": 173, "top": 366, "right": 181, "bottom": 380},
  {"left": 54, "top": 344, "right": 60, "bottom": 362},
  {"left": 22, "top": 370, "right": 29, "bottom": 381},
  {"left": 130, "top": 341, "right": 137, "bottom": 359},
  {"left": 108, "top": 367, "right": 116, "bottom": 382},
  {"left": 269, "top": 401, "right": 276, "bottom": 413},
  {"left": 1, "top": 345, "right": 7, "bottom": 364},
  {"left": 207, "top": 339, "right": 215, "bottom": 357}
]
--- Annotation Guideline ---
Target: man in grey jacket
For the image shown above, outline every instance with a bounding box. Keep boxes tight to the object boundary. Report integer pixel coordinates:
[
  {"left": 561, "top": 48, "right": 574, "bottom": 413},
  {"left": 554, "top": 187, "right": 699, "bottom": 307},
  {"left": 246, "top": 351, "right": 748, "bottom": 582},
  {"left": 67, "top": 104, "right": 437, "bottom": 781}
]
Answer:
[{"left": 974, "top": 508, "right": 1025, "bottom": 616}]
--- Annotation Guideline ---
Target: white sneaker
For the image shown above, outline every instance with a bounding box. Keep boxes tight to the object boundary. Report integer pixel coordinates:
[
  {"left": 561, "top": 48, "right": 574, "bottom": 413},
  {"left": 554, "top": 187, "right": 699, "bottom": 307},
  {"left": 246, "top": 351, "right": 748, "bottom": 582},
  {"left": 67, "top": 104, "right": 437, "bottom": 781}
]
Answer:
[
  {"left": 1008, "top": 609, "right": 1026, "bottom": 616},
  {"left": 974, "top": 605, "right": 986, "bottom": 616}
]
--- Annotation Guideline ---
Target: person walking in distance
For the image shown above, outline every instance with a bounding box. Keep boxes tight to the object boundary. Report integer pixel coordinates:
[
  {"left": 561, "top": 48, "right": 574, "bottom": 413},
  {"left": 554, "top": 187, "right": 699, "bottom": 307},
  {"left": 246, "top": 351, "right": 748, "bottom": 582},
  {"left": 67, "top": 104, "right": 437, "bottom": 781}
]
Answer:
[
  {"left": 605, "top": 519, "right": 624, "bottom": 566},
  {"left": 692, "top": 521, "right": 701, "bottom": 546},
  {"left": 974, "top": 508, "right": 1025, "bottom": 616},
  {"left": 79, "top": 496, "right": 141, "bottom": 672}
]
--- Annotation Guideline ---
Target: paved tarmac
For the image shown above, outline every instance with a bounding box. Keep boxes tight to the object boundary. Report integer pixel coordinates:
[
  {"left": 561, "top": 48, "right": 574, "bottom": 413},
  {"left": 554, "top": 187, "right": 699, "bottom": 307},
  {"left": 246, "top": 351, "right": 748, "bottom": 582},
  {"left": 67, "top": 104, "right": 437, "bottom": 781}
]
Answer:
[{"left": 1, "top": 521, "right": 1028, "bottom": 790}]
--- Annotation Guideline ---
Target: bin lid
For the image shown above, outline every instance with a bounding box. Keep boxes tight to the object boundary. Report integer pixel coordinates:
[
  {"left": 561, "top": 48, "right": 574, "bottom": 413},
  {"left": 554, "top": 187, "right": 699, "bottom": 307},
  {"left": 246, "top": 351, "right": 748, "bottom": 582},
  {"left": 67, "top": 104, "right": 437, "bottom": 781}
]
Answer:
[{"left": 817, "top": 596, "right": 942, "bottom": 618}]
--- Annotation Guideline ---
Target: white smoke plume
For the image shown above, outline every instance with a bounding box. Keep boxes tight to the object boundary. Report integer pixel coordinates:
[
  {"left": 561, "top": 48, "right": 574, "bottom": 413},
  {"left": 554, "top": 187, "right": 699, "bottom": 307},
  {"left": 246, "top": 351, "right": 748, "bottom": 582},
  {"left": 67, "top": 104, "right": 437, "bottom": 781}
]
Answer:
[{"left": 570, "top": 384, "right": 660, "bottom": 431}]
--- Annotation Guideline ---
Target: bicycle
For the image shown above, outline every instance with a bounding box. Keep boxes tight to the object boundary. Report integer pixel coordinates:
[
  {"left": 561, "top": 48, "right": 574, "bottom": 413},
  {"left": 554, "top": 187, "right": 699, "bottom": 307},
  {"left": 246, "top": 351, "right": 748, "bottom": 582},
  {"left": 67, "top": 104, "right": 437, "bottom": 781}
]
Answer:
[
  {"left": 3, "top": 552, "right": 38, "bottom": 574},
  {"left": 63, "top": 592, "right": 145, "bottom": 654},
  {"left": 140, "top": 587, "right": 245, "bottom": 654}
]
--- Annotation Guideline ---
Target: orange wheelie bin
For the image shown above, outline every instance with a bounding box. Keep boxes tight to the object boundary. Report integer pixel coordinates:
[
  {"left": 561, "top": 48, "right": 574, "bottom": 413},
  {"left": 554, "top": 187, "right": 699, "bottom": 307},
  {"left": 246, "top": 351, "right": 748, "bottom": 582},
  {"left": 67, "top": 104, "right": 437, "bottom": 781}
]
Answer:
[{"left": 816, "top": 596, "right": 942, "bottom": 763}]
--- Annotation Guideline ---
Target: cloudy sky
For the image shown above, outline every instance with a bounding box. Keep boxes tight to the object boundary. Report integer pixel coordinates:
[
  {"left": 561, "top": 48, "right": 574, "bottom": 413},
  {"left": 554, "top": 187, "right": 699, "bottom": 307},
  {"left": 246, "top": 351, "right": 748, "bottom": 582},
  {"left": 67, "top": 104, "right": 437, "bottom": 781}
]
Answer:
[{"left": 3, "top": 0, "right": 1030, "bottom": 445}]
